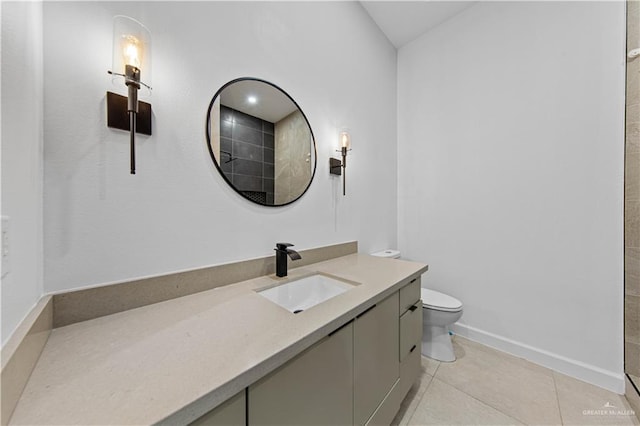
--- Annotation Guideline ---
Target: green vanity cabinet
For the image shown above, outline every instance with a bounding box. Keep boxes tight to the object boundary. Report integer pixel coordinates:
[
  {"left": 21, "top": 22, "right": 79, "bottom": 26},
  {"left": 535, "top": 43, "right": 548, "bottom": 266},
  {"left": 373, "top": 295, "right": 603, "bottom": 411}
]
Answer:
[
  {"left": 354, "top": 292, "right": 401, "bottom": 425},
  {"left": 248, "top": 322, "right": 354, "bottom": 425},
  {"left": 190, "top": 390, "right": 246, "bottom": 426}
]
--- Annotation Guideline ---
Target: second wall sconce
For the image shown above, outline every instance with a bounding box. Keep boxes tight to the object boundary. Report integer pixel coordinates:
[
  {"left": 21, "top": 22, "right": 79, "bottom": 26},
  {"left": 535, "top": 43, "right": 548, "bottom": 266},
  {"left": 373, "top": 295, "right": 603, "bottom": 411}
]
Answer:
[
  {"left": 107, "top": 15, "right": 152, "bottom": 175},
  {"left": 330, "top": 131, "right": 352, "bottom": 196}
]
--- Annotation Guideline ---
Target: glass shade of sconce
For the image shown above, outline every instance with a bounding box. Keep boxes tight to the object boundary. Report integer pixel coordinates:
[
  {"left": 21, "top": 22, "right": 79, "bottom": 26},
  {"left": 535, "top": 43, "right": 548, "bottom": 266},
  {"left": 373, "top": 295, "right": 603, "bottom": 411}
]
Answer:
[
  {"left": 107, "top": 16, "right": 152, "bottom": 174},
  {"left": 330, "top": 130, "right": 352, "bottom": 196}
]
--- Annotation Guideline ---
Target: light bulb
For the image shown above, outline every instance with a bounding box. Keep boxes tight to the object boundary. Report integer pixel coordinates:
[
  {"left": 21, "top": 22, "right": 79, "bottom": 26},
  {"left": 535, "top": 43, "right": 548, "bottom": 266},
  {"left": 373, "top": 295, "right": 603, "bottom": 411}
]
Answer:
[
  {"left": 340, "top": 131, "right": 351, "bottom": 149},
  {"left": 111, "top": 16, "right": 152, "bottom": 96},
  {"left": 122, "top": 35, "right": 141, "bottom": 68}
]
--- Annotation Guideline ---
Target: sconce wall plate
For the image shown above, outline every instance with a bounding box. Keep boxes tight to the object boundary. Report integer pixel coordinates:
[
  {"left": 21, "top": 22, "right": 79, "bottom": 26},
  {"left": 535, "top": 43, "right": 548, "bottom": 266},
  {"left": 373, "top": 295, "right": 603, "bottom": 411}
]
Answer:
[
  {"left": 106, "top": 91, "right": 152, "bottom": 135},
  {"left": 329, "top": 158, "right": 342, "bottom": 175}
]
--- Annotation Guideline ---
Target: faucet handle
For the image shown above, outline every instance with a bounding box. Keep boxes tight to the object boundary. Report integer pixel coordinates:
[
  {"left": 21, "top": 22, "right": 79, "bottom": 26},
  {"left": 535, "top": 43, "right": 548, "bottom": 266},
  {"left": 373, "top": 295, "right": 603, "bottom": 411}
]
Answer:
[{"left": 276, "top": 242, "right": 294, "bottom": 251}]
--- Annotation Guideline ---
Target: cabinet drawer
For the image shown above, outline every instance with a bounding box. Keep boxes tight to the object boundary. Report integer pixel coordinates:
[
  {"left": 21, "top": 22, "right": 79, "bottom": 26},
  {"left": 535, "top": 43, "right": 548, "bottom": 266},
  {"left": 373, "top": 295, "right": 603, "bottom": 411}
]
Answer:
[
  {"left": 400, "top": 276, "right": 421, "bottom": 314},
  {"left": 399, "top": 345, "right": 421, "bottom": 400},
  {"left": 399, "top": 300, "right": 422, "bottom": 362}
]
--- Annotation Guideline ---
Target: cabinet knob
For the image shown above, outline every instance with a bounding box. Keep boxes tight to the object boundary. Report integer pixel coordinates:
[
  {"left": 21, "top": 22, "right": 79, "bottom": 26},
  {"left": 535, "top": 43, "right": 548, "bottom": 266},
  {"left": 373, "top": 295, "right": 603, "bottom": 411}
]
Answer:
[{"left": 409, "top": 304, "right": 418, "bottom": 312}]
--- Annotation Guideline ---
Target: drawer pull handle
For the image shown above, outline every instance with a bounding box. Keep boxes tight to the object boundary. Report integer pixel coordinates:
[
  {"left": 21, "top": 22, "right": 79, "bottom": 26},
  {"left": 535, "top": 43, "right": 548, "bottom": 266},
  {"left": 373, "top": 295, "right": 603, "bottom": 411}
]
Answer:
[
  {"left": 356, "top": 304, "right": 377, "bottom": 318},
  {"left": 410, "top": 344, "right": 417, "bottom": 353},
  {"left": 409, "top": 304, "right": 418, "bottom": 312},
  {"left": 329, "top": 320, "right": 353, "bottom": 337},
  {"left": 410, "top": 278, "right": 417, "bottom": 283}
]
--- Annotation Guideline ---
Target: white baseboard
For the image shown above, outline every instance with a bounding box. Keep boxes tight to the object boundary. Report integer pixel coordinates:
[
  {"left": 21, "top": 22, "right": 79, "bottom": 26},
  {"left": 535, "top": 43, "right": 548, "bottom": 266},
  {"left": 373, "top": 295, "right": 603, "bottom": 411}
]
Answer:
[{"left": 450, "top": 322, "right": 625, "bottom": 394}]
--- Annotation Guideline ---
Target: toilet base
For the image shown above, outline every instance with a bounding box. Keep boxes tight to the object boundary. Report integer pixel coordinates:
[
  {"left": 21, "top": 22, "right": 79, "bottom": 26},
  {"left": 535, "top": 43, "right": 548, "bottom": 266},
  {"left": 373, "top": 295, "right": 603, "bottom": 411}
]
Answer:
[{"left": 422, "top": 324, "right": 456, "bottom": 362}]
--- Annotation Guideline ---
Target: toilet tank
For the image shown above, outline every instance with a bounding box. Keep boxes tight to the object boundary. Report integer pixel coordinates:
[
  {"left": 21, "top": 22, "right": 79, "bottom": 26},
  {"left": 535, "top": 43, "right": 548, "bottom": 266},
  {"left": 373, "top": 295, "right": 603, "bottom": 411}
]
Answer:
[{"left": 370, "top": 249, "right": 401, "bottom": 259}]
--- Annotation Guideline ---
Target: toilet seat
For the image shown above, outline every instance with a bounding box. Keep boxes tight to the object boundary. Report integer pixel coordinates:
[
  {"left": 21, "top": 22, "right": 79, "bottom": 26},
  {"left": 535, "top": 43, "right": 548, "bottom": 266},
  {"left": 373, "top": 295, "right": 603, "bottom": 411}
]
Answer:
[{"left": 421, "top": 288, "right": 462, "bottom": 312}]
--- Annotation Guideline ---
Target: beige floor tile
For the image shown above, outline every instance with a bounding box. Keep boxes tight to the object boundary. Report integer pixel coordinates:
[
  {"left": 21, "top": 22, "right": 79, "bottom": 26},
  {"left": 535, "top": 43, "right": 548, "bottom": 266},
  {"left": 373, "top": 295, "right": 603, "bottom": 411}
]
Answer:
[
  {"left": 450, "top": 336, "right": 553, "bottom": 376},
  {"left": 422, "top": 354, "right": 441, "bottom": 377},
  {"left": 434, "top": 337, "right": 562, "bottom": 425},
  {"left": 393, "top": 374, "right": 434, "bottom": 425},
  {"left": 392, "top": 357, "right": 440, "bottom": 425},
  {"left": 554, "top": 371, "right": 640, "bottom": 425},
  {"left": 408, "top": 378, "right": 523, "bottom": 425}
]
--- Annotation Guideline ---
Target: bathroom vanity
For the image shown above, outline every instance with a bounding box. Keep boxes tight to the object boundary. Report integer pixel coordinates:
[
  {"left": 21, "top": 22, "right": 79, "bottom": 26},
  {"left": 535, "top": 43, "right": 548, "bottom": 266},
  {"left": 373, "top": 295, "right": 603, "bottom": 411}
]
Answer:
[
  {"left": 8, "top": 254, "right": 426, "bottom": 425},
  {"left": 221, "top": 276, "right": 421, "bottom": 426}
]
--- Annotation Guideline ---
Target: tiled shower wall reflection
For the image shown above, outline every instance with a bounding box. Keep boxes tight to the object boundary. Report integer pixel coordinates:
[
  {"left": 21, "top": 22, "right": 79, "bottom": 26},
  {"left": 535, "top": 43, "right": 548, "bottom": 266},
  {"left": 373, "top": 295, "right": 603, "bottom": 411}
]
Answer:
[
  {"left": 626, "top": 0, "right": 640, "bottom": 390},
  {"left": 274, "top": 110, "right": 313, "bottom": 204},
  {"left": 220, "top": 106, "right": 276, "bottom": 204}
]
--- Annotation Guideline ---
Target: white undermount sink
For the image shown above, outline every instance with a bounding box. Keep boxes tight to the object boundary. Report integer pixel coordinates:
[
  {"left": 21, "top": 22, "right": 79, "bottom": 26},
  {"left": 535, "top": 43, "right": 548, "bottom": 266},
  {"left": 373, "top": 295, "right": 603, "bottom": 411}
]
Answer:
[{"left": 257, "top": 274, "right": 355, "bottom": 313}]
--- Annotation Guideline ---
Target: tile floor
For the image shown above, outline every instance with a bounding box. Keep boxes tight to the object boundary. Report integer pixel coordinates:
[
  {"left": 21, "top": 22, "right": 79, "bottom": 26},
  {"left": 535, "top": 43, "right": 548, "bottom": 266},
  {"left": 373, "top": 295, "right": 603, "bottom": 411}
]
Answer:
[{"left": 392, "top": 337, "right": 640, "bottom": 426}]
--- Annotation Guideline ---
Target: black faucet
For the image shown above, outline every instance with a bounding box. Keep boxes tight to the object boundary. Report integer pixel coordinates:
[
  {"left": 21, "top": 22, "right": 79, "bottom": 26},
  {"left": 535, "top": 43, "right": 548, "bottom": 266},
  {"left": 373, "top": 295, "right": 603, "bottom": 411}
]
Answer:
[{"left": 275, "top": 243, "right": 302, "bottom": 277}]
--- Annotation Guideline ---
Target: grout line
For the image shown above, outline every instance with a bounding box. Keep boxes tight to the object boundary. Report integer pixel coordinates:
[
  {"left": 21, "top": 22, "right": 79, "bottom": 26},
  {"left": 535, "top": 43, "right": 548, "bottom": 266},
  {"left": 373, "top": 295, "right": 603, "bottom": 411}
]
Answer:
[
  {"left": 432, "top": 361, "right": 440, "bottom": 377},
  {"left": 398, "top": 370, "right": 435, "bottom": 426},
  {"left": 432, "top": 343, "right": 538, "bottom": 425},
  {"left": 410, "top": 374, "right": 435, "bottom": 425},
  {"left": 446, "top": 383, "right": 525, "bottom": 425},
  {"left": 551, "top": 371, "right": 565, "bottom": 426},
  {"left": 430, "top": 376, "right": 525, "bottom": 426},
  {"left": 405, "top": 373, "right": 436, "bottom": 425}
]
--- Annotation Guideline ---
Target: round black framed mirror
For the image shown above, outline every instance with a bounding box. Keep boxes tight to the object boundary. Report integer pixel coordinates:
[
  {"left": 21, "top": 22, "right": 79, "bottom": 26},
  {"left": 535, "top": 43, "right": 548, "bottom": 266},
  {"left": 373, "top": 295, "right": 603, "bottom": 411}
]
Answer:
[{"left": 206, "top": 77, "right": 317, "bottom": 206}]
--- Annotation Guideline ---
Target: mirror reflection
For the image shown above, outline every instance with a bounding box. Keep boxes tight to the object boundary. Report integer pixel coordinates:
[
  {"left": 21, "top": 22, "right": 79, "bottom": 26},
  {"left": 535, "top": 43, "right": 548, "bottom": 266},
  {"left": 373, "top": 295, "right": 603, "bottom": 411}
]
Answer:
[{"left": 206, "top": 78, "right": 316, "bottom": 206}]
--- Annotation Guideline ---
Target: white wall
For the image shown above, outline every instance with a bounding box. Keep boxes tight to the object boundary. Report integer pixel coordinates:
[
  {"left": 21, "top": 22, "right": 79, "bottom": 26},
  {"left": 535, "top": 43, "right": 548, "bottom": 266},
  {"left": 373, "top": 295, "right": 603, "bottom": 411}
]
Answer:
[
  {"left": 398, "top": 2, "right": 626, "bottom": 392},
  {"left": 1, "top": 1, "right": 44, "bottom": 346},
  {"left": 42, "top": 2, "right": 397, "bottom": 293}
]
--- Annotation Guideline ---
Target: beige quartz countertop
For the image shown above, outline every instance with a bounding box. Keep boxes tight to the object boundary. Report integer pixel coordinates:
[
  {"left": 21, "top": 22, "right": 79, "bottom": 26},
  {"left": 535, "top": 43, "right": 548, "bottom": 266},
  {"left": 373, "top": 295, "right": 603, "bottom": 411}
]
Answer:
[{"left": 10, "top": 254, "right": 428, "bottom": 425}]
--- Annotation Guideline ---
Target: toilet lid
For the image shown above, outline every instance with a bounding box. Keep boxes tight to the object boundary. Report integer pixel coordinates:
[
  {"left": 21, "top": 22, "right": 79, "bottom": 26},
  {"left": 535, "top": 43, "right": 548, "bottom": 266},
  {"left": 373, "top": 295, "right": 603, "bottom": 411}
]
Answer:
[{"left": 421, "top": 288, "right": 462, "bottom": 311}]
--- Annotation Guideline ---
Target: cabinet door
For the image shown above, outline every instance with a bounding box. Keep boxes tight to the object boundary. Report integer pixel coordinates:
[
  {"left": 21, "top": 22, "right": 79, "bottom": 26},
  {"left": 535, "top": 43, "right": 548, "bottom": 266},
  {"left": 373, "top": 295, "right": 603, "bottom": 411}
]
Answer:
[
  {"left": 190, "top": 391, "right": 245, "bottom": 426},
  {"left": 354, "top": 293, "right": 400, "bottom": 425},
  {"left": 248, "top": 322, "right": 353, "bottom": 425}
]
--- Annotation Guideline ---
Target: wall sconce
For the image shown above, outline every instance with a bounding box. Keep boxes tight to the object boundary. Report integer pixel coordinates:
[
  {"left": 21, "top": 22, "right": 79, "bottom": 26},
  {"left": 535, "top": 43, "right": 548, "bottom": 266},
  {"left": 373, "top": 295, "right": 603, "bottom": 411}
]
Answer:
[
  {"left": 329, "top": 131, "right": 352, "bottom": 196},
  {"left": 107, "top": 16, "right": 152, "bottom": 175}
]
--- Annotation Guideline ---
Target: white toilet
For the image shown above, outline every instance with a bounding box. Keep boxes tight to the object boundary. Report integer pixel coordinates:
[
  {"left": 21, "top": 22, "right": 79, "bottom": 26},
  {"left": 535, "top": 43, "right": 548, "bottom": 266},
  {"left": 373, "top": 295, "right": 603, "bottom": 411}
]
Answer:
[
  {"left": 421, "top": 288, "right": 463, "bottom": 362},
  {"left": 370, "top": 250, "right": 463, "bottom": 362}
]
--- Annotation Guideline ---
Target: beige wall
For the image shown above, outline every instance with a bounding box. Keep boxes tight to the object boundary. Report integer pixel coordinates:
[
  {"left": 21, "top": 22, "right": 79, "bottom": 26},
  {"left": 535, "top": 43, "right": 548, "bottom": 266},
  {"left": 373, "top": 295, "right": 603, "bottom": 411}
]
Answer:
[
  {"left": 274, "top": 110, "right": 312, "bottom": 204},
  {"left": 626, "top": 0, "right": 640, "bottom": 385}
]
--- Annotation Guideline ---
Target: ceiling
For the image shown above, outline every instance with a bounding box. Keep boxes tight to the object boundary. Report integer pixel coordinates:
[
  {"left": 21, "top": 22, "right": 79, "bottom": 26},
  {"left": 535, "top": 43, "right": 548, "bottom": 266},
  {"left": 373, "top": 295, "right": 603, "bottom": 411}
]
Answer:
[
  {"left": 221, "top": 80, "right": 298, "bottom": 123},
  {"left": 360, "top": 1, "right": 476, "bottom": 49}
]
